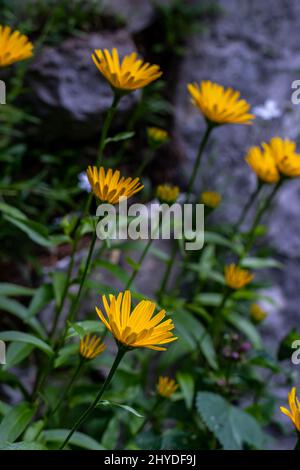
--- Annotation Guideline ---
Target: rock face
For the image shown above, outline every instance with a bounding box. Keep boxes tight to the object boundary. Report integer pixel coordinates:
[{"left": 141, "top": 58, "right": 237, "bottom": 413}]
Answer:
[{"left": 27, "top": 30, "right": 138, "bottom": 141}]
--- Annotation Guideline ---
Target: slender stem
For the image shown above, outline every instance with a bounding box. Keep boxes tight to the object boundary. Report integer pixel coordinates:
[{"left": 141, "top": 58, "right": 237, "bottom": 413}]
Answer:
[
  {"left": 233, "top": 181, "right": 263, "bottom": 234},
  {"left": 125, "top": 238, "right": 154, "bottom": 290},
  {"left": 52, "top": 358, "right": 85, "bottom": 417},
  {"left": 125, "top": 216, "right": 162, "bottom": 290},
  {"left": 211, "top": 288, "right": 232, "bottom": 345},
  {"left": 295, "top": 433, "right": 300, "bottom": 450},
  {"left": 186, "top": 123, "right": 213, "bottom": 203},
  {"left": 133, "top": 396, "right": 162, "bottom": 437},
  {"left": 135, "top": 148, "right": 154, "bottom": 177},
  {"left": 243, "top": 180, "right": 282, "bottom": 255},
  {"left": 58, "top": 231, "right": 98, "bottom": 348},
  {"left": 60, "top": 347, "right": 126, "bottom": 450},
  {"left": 157, "top": 241, "right": 178, "bottom": 302},
  {"left": 97, "top": 93, "right": 122, "bottom": 167},
  {"left": 50, "top": 237, "right": 78, "bottom": 340}
]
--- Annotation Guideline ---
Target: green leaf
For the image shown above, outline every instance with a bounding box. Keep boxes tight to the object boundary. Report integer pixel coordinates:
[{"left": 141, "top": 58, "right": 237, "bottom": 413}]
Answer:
[
  {"left": 42, "top": 429, "right": 105, "bottom": 450},
  {"left": 99, "top": 400, "right": 144, "bottom": 418},
  {"left": 171, "top": 309, "right": 218, "bottom": 370},
  {"left": 105, "top": 131, "right": 135, "bottom": 144},
  {"left": 196, "top": 292, "right": 222, "bottom": 306},
  {"left": 205, "top": 231, "right": 242, "bottom": 254},
  {"left": 1, "top": 442, "right": 47, "bottom": 450},
  {"left": 196, "top": 392, "right": 265, "bottom": 449},
  {"left": 95, "top": 259, "right": 130, "bottom": 284},
  {"left": 0, "top": 297, "right": 46, "bottom": 337},
  {"left": 27, "top": 284, "right": 54, "bottom": 318},
  {"left": 176, "top": 372, "right": 194, "bottom": 409},
  {"left": 101, "top": 417, "right": 119, "bottom": 449},
  {"left": 0, "top": 403, "right": 35, "bottom": 446},
  {"left": 4, "top": 342, "right": 34, "bottom": 369},
  {"left": 52, "top": 272, "right": 68, "bottom": 307},
  {"left": 66, "top": 321, "right": 104, "bottom": 339},
  {"left": 227, "top": 312, "right": 262, "bottom": 349},
  {"left": 0, "top": 283, "right": 34, "bottom": 297},
  {"left": 0, "top": 331, "right": 53, "bottom": 357},
  {"left": 240, "top": 257, "right": 283, "bottom": 270},
  {"left": 0, "top": 202, "right": 27, "bottom": 220},
  {"left": 3, "top": 214, "right": 52, "bottom": 247},
  {"left": 125, "top": 256, "right": 140, "bottom": 271}
]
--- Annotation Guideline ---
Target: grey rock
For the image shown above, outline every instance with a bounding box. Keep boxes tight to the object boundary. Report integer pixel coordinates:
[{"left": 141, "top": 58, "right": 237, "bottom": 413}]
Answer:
[{"left": 27, "top": 30, "right": 138, "bottom": 141}]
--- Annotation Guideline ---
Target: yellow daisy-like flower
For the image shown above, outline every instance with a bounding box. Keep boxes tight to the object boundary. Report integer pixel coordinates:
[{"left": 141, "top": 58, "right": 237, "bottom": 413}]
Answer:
[
  {"left": 245, "top": 143, "right": 280, "bottom": 184},
  {"left": 224, "top": 263, "right": 254, "bottom": 290},
  {"left": 157, "top": 376, "right": 178, "bottom": 398},
  {"left": 79, "top": 334, "right": 106, "bottom": 360},
  {"left": 201, "top": 191, "right": 221, "bottom": 209},
  {"left": 95, "top": 290, "right": 177, "bottom": 351},
  {"left": 187, "top": 80, "right": 255, "bottom": 126},
  {"left": 87, "top": 166, "right": 143, "bottom": 204},
  {"left": 280, "top": 387, "right": 300, "bottom": 432},
  {"left": 0, "top": 25, "right": 33, "bottom": 67},
  {"left": 269, "top": 137, "right": 300, "bottom": 178},
  {"left": 92, "top": 48, "right": 162, "bottom": 92},
  {"left": 250, "top": 303, "right": 267, "bottom": 324},
  {"left": 156, "top": 184, "right": 179, "bottom": 204},
  {"left": 147, "top": 127, "right": 169, "bottom": 146}
]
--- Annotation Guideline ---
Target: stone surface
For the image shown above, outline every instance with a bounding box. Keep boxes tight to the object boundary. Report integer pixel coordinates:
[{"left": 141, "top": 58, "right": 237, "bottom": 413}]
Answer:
[
  {"left": 27, "top": 30, "right": 138, "bottom": 141},
  {"left": 101, "top": 0, "right": 172, "bottom": 33}
]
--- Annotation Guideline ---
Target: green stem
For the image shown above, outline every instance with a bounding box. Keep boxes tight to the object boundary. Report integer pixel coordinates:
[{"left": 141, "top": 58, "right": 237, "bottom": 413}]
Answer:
[
  {"left": 125, "top": 217, "right": 162, "bottom": 290},
  {"left": 295, "top": 433, "right": 300, "bottom": 450},
  {"left": 186, "top": 123, "right": 213, "bottom": 203},
  {"left": 243, "top": 180, "right": 282, "bottom": 255},
  {"left": 133, "top": 396, "right": 162, "bottom": 437},
  {"left": 233, "top": 180, "right": 263, "bottom": 234},
  {"left": 135, "top": 148, "right": 155, "bottom": 176},
  {"left": 211, "top": 288, "right": 232, "bottom": 346},
  {"left": 157, "top": 241, "right": 178, "bottom": 302},
  {"left": 50, "top": 236, "right": 78, "bottom": 341},
  {"left": 60, "top": 346, "right": 126, "bottom": 450},
  {"left": 58, "top": 230, "right": 98, "bottom": 348},
  {"left": 52, "top": 357, "right": 85, "bottom": 417}
]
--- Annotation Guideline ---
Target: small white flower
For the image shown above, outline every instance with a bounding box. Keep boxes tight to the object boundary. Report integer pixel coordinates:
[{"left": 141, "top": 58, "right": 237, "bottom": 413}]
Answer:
[
  {"left": 253, "top": 99, "right": 281, "bottom": 120},
  {"left": 78, "top": 171, "right": 91, "bottom": 192}
]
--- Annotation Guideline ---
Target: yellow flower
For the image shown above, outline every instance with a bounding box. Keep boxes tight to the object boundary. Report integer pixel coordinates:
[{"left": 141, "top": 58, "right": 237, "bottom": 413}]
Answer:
[
  {"left": 92, "top": 48, "right": 162, "bottom": 92},
  {"left": 250, "top": 303, "right": 267, "bottom": 323},
  {"left": 87, "top": 166, "right": 143, "bottom": 204},
  {"left": 157, "top": 376, "right": 178, "bottom": 398},
  {"left": 280, "top": 387, "right": 300, "bottom": 432},
  {"left": 245, "top": 143, "right": 280, "bottom": 184},
  {"left": 95, "top": 290, "right": 177, "bottom": 351},
  {"left": 147, "top": 127, "right": 169, "bottom": 146},
  {"left": 79, "top": 334, "right": 106, "bottom": 360},
  {"left": 187, "top": 80, "right": 254, "bottom": 126},
  {"left": 224, "top": 263, "right": 254, "bottom": 290},
  {"left": 156, "top": 184, "right": 179, "bottom": 204},
  {"left": 269, "top": 137, "right": 300, "bottom": 178},
  {"left": 0, "top": 25, "right": 33, "bottom": 67},
  {"left": 201, "top": 191, "right": 221, "bottom": 208}
]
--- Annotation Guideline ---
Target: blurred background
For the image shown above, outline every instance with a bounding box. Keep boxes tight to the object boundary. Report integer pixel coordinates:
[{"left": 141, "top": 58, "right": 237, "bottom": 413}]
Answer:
[{"left": 1, "top": 0, "right": 300, "bottom": 449}]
